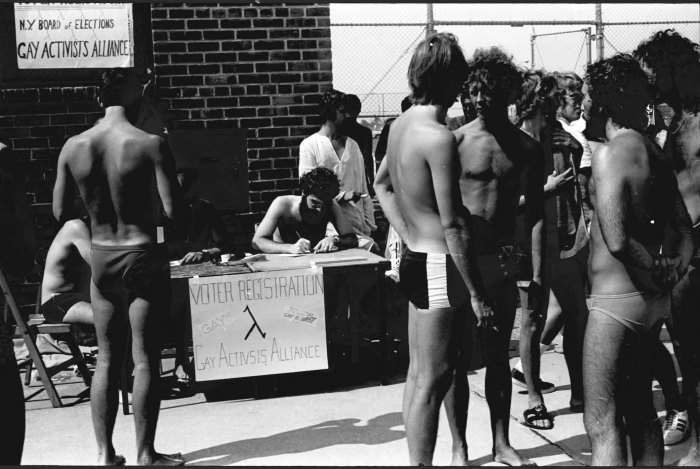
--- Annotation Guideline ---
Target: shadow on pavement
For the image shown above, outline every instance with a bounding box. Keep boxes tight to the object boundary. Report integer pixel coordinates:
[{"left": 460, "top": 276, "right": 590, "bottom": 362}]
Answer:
[{"left": 183, "top": 412, "right": 405, "bottom": 465}]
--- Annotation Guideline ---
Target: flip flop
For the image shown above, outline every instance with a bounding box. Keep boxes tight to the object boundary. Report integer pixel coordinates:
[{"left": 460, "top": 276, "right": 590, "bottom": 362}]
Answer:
[{"left": 523, "top": 403, "right": 554, "bottom": 430}]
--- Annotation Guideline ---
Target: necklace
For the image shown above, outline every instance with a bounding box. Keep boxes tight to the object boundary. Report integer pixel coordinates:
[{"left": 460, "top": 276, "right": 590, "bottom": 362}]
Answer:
[{"left": 671, "top": 111, "right": 694, "bottom": 134}]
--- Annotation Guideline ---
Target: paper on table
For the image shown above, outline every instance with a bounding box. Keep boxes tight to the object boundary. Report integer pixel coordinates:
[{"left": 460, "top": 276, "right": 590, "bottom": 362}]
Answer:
[{"left": 169, "top": 260, "right": 181, "bottom": 267}]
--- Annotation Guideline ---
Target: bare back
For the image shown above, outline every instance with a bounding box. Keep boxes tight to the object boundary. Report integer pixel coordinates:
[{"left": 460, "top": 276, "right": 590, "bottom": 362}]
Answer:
[
  {"left": 455, "top": 118, "right": 541, "bottom": 253},
  {"left": 41, "top": 219, "right": 91, "bottom": 301},
  {"left": 58, "top": 117, "right": 166, "bottom": 245},
  {"left": 386, "top": 106, "right": 463, "bottom": 253},
  {"left": 589, "top": 131, "right": 673, "bottom": 293}
]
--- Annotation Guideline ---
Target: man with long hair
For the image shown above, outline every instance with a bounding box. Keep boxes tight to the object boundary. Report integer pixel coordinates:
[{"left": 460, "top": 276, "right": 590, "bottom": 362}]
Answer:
[
  {"left": 582, "top": 53, "right": 693, "bottom": 465},
  {"left": 374, "top": 32, "right": 492, "bottom": 465},
  {"left": 634, "top": 30, "right": 700, "bottom": 462}
]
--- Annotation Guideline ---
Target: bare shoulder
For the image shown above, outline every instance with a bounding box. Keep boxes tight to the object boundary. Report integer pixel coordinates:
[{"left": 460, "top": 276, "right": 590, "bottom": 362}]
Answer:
[
  {"left": 421, "top": 121, "right": 456, "bottom": 153},
  {"left": 270, "top": 195, "right": 297, "bottom": 212},
  {"left": 62, "top": 218, "right": 90, "bottom": 239},
  {"left": 594, "top": 132, "right": 644, "bottom": 170}
]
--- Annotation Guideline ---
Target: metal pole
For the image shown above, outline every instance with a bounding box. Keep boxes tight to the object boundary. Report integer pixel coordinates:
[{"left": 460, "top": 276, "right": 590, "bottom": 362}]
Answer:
[
  {"left": 595, "top": 3, "right": 604, "bottom": 60},
  {"left": 427, "top": 3, "right": 435, "bottom": 37},
  {"left": 586, "top": 27, "right": 592, "bottom": 66},
  {"left": 530, "top": 31, "right": 536, "bottom": 69}
]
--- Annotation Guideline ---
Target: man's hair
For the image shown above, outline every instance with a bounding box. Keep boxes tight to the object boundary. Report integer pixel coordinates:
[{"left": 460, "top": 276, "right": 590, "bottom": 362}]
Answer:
[
  {"left": 555, "top": 71, "right": 584, "bottom": 97},
  {"left": 464, "top": 46, "right": 522, "bottom": 105},
  {"left": 318, "top": 89, "right": 347, "bottom": 122},
  {"left": 400, "top": 95, "right": 413, "bottom": 113},
  {"left": 99, "top": 68, "right": 135, "bottom": 108},
  {"left": 633, "top": 29, "right": 700, "bottom": 108},
  {"left": 300, "top": 167, "right": 340, "bottom": 198},
  {"left": 346, "top": 94, "right": 362, "bottom": 118},
  {"left": 585, "top": 53, "right": 651, "bottom": 132},
  {"left": 516, "top": 69, "right": 559, "bottom": 124},
  {"left": 407, "top": 32, "right": 468, "bottom": 106}
]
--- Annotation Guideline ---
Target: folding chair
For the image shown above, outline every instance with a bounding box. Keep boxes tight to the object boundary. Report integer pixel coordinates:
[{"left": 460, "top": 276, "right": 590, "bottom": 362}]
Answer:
[{"left": 0, "top": 266, "right": 92, "bottom": 408}]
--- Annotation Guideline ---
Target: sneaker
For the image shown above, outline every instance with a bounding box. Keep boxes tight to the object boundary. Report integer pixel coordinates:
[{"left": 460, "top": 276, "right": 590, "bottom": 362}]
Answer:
[
  {"left": 511, "top": 368, "right": 556, "bottom": 394},
  {"left": 663, "top": 409, "right": 689, "bottom": 446}
]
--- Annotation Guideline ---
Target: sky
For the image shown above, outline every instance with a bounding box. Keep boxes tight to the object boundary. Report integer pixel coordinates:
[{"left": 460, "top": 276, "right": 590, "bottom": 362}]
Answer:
[{"left": 329, "top": 3, "right": 700, "bottom": 117}]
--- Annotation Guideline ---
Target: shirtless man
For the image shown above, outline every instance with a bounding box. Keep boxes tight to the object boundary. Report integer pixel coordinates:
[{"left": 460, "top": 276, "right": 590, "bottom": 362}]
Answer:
[
  {"left": 634, "top": 30, "right": 700, "bottom": 464},
  {"left": 252, "top": 167, "right": 358, "bottom": 254},
  {"left": 374, "top": 32, "right": 492, "bottom": 466},
  {"left": 582, "top": 53, "right": 693, "bottom": 466},
  {"left": 447, "top": 48, "right": 546, "bottom": 466},
  {"left": 53, "top": 69, "right": 184, "bottom": 466},
  {"left": 40, "top": 217, "right": 93, "bottom": 325}
]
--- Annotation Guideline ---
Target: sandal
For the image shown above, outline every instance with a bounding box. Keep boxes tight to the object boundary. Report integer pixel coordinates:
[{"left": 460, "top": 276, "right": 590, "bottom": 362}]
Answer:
[{"left": 523, "top": 404, "right": 554, "bottom": 430}]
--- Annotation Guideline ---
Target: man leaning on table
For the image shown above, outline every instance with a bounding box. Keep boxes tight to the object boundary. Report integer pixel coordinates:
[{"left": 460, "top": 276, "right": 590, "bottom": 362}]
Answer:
[{"left": 252, "top": 167, "right": 358, "bottom": 254}]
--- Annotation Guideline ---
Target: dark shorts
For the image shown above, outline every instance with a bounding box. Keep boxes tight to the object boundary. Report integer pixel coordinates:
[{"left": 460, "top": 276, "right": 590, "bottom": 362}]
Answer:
[
  {"left": 399, "top": 248, "right": 469, "bottom": 309},
  {"left": 91, "top": 243, "right": 169, "bottom": 294},
  {"left": 40, "top": 292, "right": 89, "bottom": 323}
]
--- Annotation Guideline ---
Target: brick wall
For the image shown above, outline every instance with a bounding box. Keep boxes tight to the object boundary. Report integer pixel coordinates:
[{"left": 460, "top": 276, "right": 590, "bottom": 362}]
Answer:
[{"left": 0, "top": 3, "right": 332, "bottom": 313}]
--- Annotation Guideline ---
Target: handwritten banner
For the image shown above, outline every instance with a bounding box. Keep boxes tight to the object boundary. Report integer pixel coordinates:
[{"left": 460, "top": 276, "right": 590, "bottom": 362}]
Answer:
[
  {"left": 188, "top": 268, "right": 328, "bottom": 381},
  {"left": 14, "top": 3, "right": 134, "bottom": 69}
]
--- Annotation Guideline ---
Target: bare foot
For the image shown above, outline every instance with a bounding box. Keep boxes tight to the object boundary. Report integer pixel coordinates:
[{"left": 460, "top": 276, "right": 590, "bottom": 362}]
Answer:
[
  {"left": 450, "top": 444, "right": 469, "bottom": 466},
  {"left": 97, "top": 454, "right": 126, "bottom": 466},
  {"left": 138, "top": 452, "right": 185, "bottom": 466},
  {"left": 493, "top": 445, "right": 536, "bottom": 466}
]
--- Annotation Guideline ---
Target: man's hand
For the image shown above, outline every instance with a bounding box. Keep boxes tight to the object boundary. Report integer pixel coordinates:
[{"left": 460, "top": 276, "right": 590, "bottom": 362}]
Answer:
[
  {"left": 544, "top": 168, "right": 574, "bottom": 194},
  {"left": 471, "top": 296, "right": 495, "bottom": 330},
  {"left": 180, "top": 250, "right": 208, "bottom": 265},
  {"left": 653, "top": 254, "right": 681, "bottom": 288},
  {"left": 313, "top": 236, "right": 339, "bottom": 253},
  {"left": 289, "top": 238, "right": 311, "bottom": 254},
  {"left": 341, "top": 191, "right": 363, "bottom": 203},
  {"left": 551, "top": 128, "right": 582, "bottom": 156},
  {"left": 527, "top": 280, "right": 546, "bottom": 314}
]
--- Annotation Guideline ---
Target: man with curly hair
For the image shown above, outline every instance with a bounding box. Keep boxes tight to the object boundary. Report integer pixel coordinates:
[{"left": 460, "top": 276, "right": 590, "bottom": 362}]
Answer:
[
  {"left": 374, "top": 32, "right": 493, "bottom": 465},
  {"left": 252, "top": 167, "right": 358, "bottom": 254},
  {"left": 448, "top": 47, "right": 546, "bottom": 465},
  {"left": 634, "top": 30, "right": 700, "bottom": 461},
  {"left": 583, "top": 53, "right": 693, "bottom": 466}
]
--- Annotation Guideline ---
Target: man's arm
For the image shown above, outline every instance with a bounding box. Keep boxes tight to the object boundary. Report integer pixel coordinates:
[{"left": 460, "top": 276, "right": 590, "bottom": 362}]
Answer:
[
  {"left": 427, "top": 131, "right": 488, "bottom": 315},
  {"left": 593, "top": 144, "right": 659, "bottom": 291},
  {"left": 252, "top": 197, "right": 309, "bottom": 254},
  {"left": 525, "top": 145, "right": 546, "bottom": 301},
  {"left": 669, "top": 186, "right": 694, "bottom": 278},
  {"left": 52, "top": 139, "right": 77, "bottom": 223},
  {"left": 151, "top": 136, "right": 183, "bottom": 221},
  {"left": 329, "top": 202, "right": 359, "bottom": 249},
  {"left": 373, "top": 156, "right": 408, "bottom": 241}
]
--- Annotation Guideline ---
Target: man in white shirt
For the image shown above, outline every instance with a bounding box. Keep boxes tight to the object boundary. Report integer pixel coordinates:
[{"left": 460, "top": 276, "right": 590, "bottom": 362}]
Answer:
[{"left": 298, "top": 90, "right": 376, "bottom": 247}]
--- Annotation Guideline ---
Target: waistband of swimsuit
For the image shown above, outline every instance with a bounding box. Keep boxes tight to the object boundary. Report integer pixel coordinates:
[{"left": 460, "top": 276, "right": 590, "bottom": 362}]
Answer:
[
  {"left": 91, "top": 242, "right": 156, "bottom": 252},
  {"left": 589, "top": 291, "right": 643, "bottom": 300},
  {"left": 405, "top": 244, "right": 516, "bottom": 257}
]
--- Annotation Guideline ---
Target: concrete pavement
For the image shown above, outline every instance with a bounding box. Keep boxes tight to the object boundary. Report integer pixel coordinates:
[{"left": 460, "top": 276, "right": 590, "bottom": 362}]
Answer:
[{"left": 19, "top": 311, "right": 691, "bottom": 466}]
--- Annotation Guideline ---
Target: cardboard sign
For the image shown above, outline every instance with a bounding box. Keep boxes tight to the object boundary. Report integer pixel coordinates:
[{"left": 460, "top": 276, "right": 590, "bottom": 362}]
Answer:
[
  {"left": 14, "top": 3, "right": 134, "bottom": 69},
  {"left": 189, "top": 268, "right": 328, "bottom": 381}
]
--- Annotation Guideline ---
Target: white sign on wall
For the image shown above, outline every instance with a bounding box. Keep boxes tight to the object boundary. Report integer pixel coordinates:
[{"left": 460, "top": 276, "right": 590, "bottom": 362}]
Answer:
[
  {"left": 189, "top": 268, "right": 328, "bottom": 382},
  {"left": 14, "top": 3, "right": 134, "bottom": 69}
]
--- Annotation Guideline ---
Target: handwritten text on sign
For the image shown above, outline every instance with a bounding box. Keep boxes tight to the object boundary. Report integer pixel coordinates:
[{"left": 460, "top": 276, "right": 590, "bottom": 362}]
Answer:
[
  {"left": 189, "top": 268, "right": 328, "bottom": 381},
  {"left": 14, "top": 3, "right": 134, "bottom": 69}
]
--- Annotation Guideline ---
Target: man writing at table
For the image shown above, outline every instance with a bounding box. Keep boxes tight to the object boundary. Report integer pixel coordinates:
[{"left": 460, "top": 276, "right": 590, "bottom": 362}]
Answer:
[{"left": 252, "top": 167, "right": 358, "bottom": 254}]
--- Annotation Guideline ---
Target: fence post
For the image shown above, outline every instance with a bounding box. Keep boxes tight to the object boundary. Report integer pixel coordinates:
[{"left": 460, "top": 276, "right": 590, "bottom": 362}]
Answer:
[
  {"left": 530, "top": 31, "right": 536, "bottom": 69},
  {"left": 586, "top": 27, "right": 592, "bottom": 66},
  {"left": 595, "top": 3, "right": 604, "bottom": 60},
  {"left": 427, "top": 3, "right": 435, "bottom": 37}
]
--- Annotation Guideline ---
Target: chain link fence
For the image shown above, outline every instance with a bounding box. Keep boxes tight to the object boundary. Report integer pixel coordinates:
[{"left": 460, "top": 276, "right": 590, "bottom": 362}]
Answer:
[{"left": 331, "top": 3, "right": 700, "bottom": 123}]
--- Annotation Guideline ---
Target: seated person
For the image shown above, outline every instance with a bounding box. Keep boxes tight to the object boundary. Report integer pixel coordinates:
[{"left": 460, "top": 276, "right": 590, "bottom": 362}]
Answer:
[
  {"left": 40, "top": 217, "right": 93, "bottom": 325},
  {"left": 165, "top": 166, "right": 232, "bottom": 264},
  {"left": 252, "top": 167, "right": 359, "bottom": 254}
]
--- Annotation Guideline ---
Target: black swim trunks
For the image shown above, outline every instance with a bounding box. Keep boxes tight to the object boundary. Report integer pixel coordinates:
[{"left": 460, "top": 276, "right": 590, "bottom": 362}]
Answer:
[
  {"left": 40, "top": 292, "right": 90, "bottom": 323},
  {"left": 90, "top": 243, "right": 168, "bottom": 293},
  {"left": 399, "top": 248, "right": 469, "bottom": 309}
]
